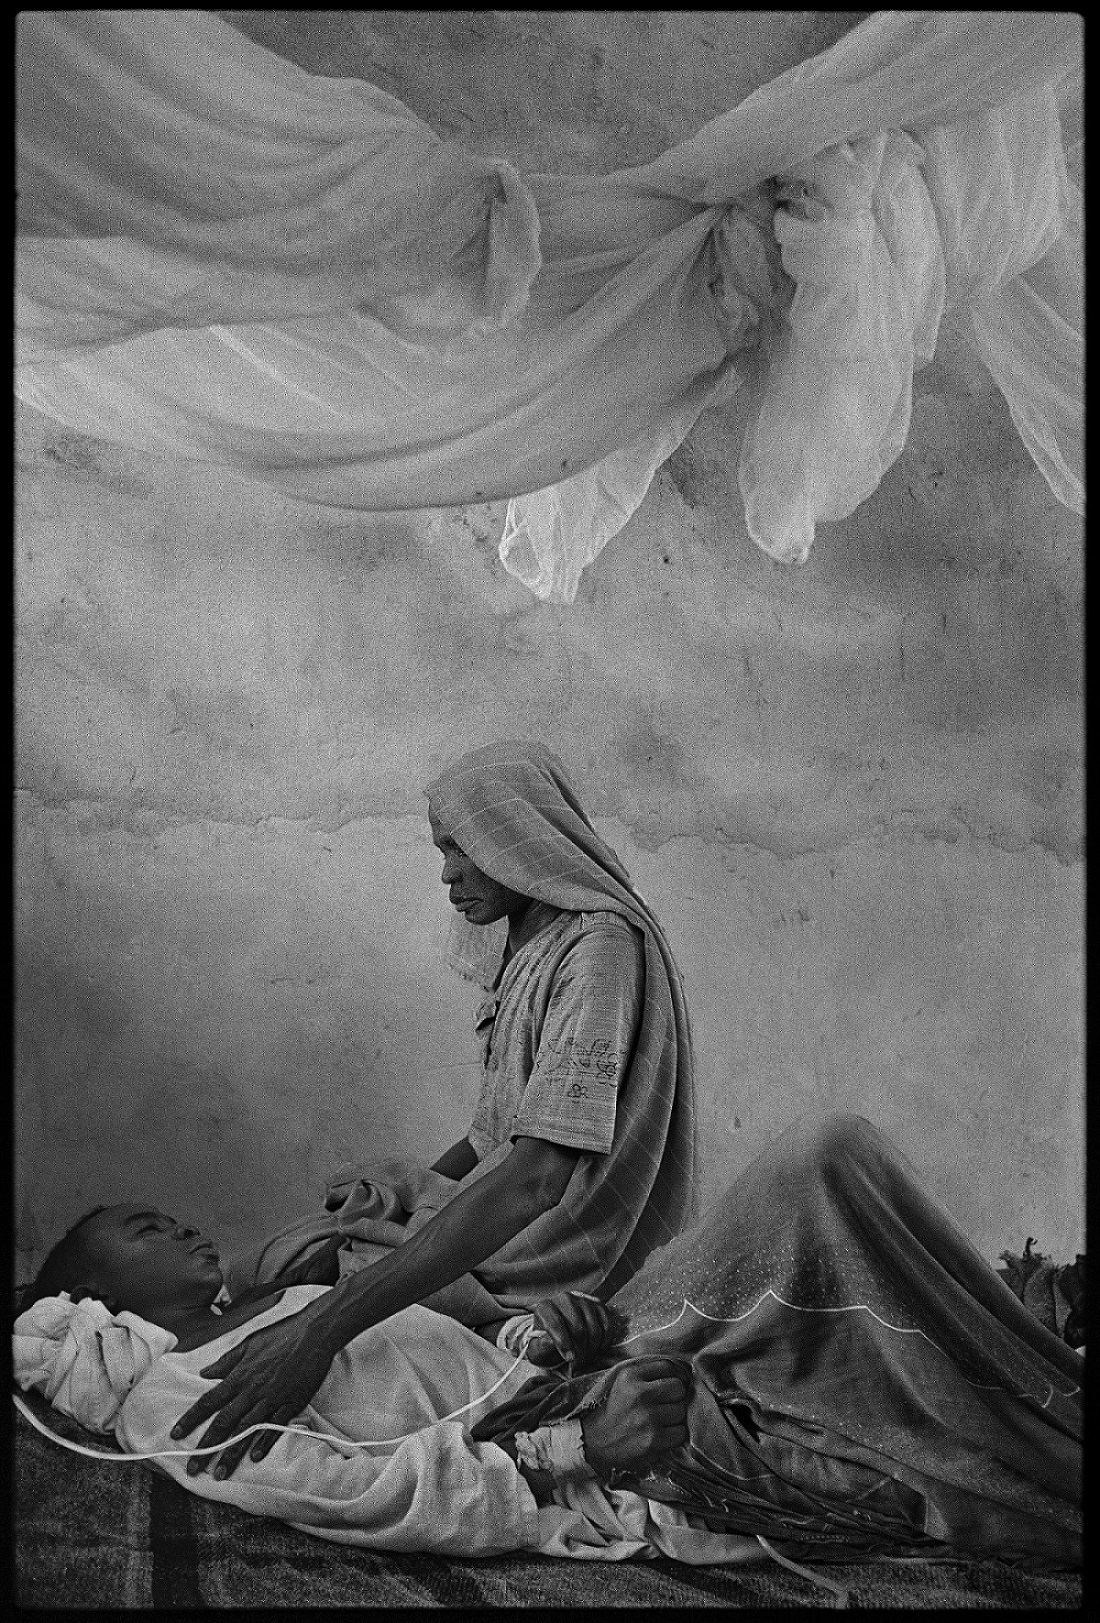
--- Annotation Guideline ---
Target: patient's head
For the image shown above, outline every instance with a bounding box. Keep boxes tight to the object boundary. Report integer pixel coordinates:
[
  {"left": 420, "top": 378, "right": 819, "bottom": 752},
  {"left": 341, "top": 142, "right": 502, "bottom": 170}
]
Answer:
[{"left": 19, "top": 1204, "right": 223, "bottom": 1325}]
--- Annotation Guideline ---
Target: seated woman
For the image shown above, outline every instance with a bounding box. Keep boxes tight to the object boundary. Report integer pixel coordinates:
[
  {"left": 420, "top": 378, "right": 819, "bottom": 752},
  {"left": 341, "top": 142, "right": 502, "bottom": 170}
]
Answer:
[
  {"left": 180, "top": 737, "right": 697, "bottom": 1481},
  {"left": 14, "top": 1114, "right": 1082, "bottom": 1577}
]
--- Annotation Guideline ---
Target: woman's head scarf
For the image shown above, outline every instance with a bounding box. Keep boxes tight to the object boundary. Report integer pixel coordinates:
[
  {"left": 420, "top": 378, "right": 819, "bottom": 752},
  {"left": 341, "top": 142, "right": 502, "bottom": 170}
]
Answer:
[{"left": 424, "top": 738, "right": 679, "bottom": 975}]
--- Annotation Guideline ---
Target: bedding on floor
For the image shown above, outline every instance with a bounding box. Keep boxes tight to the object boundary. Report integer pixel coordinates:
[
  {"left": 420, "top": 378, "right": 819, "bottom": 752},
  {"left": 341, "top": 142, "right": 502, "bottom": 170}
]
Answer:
[{"left": 14, "top": 1388, "right": 1081, "bottom": 1610}]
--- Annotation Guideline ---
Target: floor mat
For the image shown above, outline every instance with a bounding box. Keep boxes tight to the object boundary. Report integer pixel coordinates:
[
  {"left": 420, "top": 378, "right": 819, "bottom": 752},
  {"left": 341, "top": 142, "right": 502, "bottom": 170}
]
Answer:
[{"left": 14, "top": 1395, "right": 1082, "bottom": 1609}]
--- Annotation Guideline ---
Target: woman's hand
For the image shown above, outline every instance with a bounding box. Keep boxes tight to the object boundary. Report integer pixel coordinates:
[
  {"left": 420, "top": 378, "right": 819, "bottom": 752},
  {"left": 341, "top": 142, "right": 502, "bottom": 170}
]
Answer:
[
  {"left": 169, "top": 1306, "right": 337, "bottom": 1479},
  {"left": 579, "top": 1356, "right": 690, "bottom": 1477},
  {"left": 524, "top": 1291, "right": 627, "bottom": 1368}
]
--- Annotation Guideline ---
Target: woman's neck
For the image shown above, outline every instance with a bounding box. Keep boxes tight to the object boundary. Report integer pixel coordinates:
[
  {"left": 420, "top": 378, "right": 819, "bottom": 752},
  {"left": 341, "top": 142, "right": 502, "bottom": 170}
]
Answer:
[{"left": 506, "top": 898, "right": 561, "bottom": 958}]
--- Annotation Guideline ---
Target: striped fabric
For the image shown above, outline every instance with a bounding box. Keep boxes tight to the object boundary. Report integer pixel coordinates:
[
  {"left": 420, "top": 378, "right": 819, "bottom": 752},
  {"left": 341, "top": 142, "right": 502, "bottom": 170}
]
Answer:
[
  {"left": 424, "top": 741, "right": 697, "bottom": 1303},
  {"left": 17, "top": 1390, "right": 1084, "bottom": 1610}
]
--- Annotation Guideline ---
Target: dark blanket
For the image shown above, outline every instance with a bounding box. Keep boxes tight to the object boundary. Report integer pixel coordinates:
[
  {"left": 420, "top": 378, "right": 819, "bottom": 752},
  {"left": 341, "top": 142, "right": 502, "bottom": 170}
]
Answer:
[
  {"left": 474, "top": 1114, "right": 1082, "bottom": 1572},
  {"left": 14, "top": 1390, "right": 1082, "bottom": 1609}
]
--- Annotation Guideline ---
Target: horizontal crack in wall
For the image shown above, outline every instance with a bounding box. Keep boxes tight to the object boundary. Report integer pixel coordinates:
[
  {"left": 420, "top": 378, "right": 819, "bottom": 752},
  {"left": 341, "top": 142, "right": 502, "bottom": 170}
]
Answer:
[{"left": 16, "top": 787, "right": 1081, "bottom": 866}]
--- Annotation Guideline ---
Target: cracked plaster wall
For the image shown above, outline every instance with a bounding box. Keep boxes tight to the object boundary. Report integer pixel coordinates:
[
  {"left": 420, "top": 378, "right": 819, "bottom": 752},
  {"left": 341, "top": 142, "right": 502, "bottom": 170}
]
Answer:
[{"left": 15, "top": 10, "right": 1083, "bottom": 1279}]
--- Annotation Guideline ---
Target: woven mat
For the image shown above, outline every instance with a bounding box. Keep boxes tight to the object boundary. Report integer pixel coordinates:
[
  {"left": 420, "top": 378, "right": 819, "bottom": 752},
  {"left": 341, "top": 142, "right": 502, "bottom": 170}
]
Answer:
[{"left": 14, "top": 1394, "right": 1081, "bottom": 1609}]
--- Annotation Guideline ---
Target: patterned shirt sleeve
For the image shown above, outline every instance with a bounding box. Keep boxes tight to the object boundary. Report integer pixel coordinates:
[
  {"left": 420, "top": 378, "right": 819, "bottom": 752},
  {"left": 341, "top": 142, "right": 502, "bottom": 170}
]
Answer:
[{"left": 511, "top": 918, "right": 644, "bottom": 1154}]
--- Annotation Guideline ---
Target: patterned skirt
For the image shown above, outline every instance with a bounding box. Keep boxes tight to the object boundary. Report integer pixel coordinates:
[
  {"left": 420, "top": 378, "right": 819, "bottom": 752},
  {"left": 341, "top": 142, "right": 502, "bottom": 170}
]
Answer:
[{"left": 473, "top": 1113, "right": 1082, "bottom": 1569}]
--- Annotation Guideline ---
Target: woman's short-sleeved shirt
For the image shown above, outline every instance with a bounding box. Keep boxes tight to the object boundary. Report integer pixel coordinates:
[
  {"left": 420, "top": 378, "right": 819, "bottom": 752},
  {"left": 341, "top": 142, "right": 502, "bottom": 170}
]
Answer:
[{"left": 468, "top": 907, "right": 644, "bottom": 1160}]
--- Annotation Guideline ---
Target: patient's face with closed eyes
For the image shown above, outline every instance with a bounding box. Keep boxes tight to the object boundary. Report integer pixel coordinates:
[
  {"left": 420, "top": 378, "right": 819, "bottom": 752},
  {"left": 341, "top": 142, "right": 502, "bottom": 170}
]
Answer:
[{"left": 67, "top": 1204, "right": 224, "bottom": 1321}]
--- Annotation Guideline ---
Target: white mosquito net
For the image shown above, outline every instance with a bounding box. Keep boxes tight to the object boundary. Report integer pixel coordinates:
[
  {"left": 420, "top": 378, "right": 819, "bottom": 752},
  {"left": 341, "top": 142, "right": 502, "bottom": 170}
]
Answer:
[{"left": 16, "top": 11, "right": 1082, "bottom": 602}]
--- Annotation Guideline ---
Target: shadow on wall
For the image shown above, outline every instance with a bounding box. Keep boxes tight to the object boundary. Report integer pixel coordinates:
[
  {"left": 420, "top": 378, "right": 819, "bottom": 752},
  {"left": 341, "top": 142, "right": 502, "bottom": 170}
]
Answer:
[{"left": 14, "top": 910, "right": 416, "bottom": 1273}]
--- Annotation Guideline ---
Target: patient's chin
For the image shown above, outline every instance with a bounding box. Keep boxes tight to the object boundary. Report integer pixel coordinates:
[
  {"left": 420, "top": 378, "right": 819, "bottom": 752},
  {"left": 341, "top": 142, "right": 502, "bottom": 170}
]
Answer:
[{"left": 195, "top": 1258, "right": 225, "bottom": 1298}]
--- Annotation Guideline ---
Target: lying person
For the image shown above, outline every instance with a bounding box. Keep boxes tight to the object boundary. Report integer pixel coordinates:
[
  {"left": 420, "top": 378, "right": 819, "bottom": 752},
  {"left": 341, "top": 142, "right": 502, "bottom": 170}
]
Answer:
[
  {"left": 178, "top": 738, "right": 697, "bottom": 1479},
  {"left": 14, "top": 1114, "right": 1081, "bottom": 1578},
  {"left": 14, "top": 1216, "right": 746, "bottom": 1566}
]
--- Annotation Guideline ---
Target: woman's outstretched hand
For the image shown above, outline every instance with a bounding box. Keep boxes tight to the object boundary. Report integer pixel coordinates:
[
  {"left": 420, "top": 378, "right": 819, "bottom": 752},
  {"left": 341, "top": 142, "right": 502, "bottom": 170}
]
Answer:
[
  {"left": 524, "top": 1291, "right": 627, "bottom": 1369},
  {"left": 170, "top": 1308, "right": 336, "bottom": 1479},
  {"left": 579, "top": 1356, "right": 690, "bottom": 1477}
]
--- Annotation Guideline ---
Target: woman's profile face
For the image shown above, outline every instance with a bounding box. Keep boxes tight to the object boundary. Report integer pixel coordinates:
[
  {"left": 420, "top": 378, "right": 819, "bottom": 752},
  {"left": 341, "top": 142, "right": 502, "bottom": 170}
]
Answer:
[
  {"left": 75, "top": 1204, "right": 223, "bottom": 1316},
  {"left": 428, "top": 807, "right": 529, "bottom": 927}
]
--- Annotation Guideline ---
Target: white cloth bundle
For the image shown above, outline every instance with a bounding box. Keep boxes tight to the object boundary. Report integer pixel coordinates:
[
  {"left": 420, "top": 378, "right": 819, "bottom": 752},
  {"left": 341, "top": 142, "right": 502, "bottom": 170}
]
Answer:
[
  {"left": 13, "top": 1293, "right": 177, "bottom": 1434},
  {"left": 512, "top": 52, "right": 1082, "bottom": 588},
  {"left": 736, "top": 127, "right": 945, "bottom": 563}
]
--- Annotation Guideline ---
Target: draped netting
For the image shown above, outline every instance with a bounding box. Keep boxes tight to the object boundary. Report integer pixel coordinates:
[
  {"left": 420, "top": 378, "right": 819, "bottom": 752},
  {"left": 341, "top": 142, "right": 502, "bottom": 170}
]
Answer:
[
  {"left": 472, "top": 1114, "right": 1081, "bottom": 1568},
  {"left": 16, "top": 12, "right": 1082, "bottom": 601}
]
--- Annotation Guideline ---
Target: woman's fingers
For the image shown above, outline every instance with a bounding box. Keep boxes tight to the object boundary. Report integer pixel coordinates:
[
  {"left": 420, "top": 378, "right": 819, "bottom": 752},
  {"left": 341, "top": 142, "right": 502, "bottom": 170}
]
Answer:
[
  {"left": 641, "top": 1376, "right": 689, "bottom": 1403},
  {"left": 555, "top": 1293, "right": 615, "bottom": 1357},
  {"left": 238, "top": 1397, "right": 305, "bottom": 1461},
  {"left": 185, "top": 1409, "right": 254, "bottom": 1474},
  {"left": 181, "top": 1377, "right": 279, "bottom": 1473},
  {"left": 566, "top": 1298, "right": 598, "bottom": 1355},
  {"left": 642, "top": 1395, "right": 690, "bottom": 1423},
  {"left": 186, "top": 1396, "right": 307, "bottom": 1477},
  {"left": 522, "top": 1332, "right": 562, "bottom": 1367},
  {"left": 196, "top": 1340, "right": 247, "bottom": 1384},
  {"left": 185, "top": 1398, "right": 281, "bottom": 1476},
  {"left": 638, "top": 1396, "right": 688, "bottom": 1421},
  {"left": 207, "top": 1436, "right": 255, "bottom": 1480},
  {"left": 625, "top": 1365, "right": 689, "bottom": 1398},
  {"left": 172, "top": 1314, "right": 335, "bottom": 1478},
  {"left": 578, "top": 1296, "right": 609, "bottom": 1349},
  {"left": 173, "top": 1382, "right": 249, "bottom": 1446},
  {"left": 531, "top": 1294, "right": 589, "bottom": 1360},
  {"left": 579, "top": 1357, "right": 692, "bottom": 1476},
  {"left": 541, "top": 1298, "right": 574, "bottom": 1344},
  {"left": 638, "top": 1361, "right": 690, "bottom": 1390},
  {"left": 529, "top": 1303, "right": 570, "bottom": 1362},
  {"left": 248, "top": 1417, "right": 293, "bottom": 1463},
  {"left": 172, "top": 1346, "right": 247, "bottom": 1438},
  {"left": 528, "top": 1293, "right": 629, "bottom": 1366}
]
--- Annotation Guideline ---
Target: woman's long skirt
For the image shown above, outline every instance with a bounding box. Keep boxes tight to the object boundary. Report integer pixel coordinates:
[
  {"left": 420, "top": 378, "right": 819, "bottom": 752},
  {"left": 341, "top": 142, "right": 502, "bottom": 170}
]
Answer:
[{"left": 473, "top": 1113, "right": 1081, "bottom": 1567}]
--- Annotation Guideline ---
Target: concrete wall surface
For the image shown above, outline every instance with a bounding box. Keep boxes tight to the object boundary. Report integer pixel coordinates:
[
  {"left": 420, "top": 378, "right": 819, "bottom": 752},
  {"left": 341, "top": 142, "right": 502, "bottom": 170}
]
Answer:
[{"left": 15, "top": 11, "right": 1083, "bottom": 1279}]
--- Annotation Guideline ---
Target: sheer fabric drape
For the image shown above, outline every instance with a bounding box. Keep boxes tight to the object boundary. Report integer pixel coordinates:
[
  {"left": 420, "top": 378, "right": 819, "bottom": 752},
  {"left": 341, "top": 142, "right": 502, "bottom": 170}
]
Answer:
[{"left": 16, "top": 11, "right": 1082, "bottom": 601}]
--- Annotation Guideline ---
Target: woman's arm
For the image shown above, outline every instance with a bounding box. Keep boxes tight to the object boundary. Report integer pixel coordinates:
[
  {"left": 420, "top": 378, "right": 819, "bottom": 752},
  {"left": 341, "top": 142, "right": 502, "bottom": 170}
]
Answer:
[
  {"left": 430, "top": 1135, "right": 479, "bottom": 1181},
  {"left": 172, "top": 1134, "right": 580, "bottom": 1477},
  {"left": 308, "top": 1135, "right": 579, "bottom": 1357}
]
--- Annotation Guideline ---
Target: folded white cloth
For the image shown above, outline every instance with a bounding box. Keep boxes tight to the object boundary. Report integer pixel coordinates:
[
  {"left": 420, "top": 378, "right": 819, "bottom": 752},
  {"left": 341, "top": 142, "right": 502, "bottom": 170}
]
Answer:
[{"left": 13, "top": 1292, "right": 177, "bottom": 1434}]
